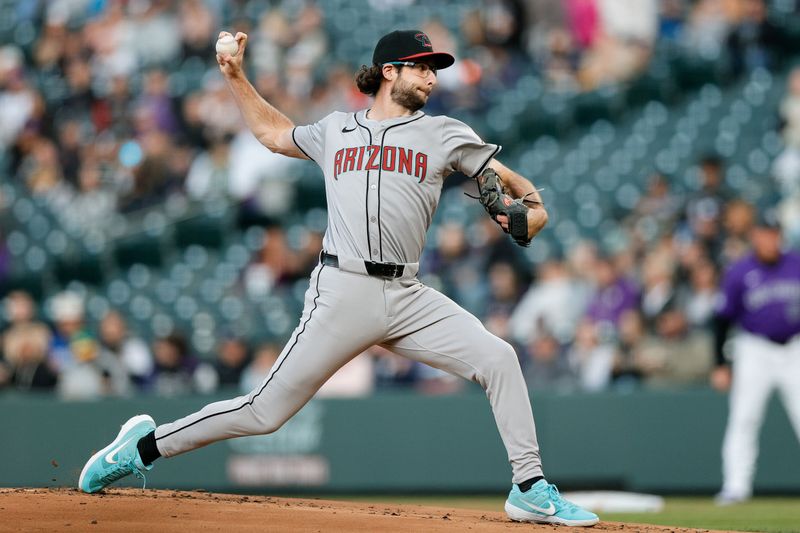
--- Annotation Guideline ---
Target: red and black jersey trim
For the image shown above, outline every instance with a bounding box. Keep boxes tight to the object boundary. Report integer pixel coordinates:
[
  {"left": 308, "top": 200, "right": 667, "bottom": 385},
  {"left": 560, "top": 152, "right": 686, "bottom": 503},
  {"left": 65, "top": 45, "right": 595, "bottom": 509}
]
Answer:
[{"left": 471, "top": 145, "right": 501, "bottom": 180}]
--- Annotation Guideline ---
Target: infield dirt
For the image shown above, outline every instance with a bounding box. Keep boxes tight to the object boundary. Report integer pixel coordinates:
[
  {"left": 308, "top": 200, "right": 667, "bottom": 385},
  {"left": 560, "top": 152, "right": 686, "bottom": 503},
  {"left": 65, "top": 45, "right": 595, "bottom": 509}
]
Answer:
[{"left": 1, "top": 488, "right": 730, "bottom": 532}]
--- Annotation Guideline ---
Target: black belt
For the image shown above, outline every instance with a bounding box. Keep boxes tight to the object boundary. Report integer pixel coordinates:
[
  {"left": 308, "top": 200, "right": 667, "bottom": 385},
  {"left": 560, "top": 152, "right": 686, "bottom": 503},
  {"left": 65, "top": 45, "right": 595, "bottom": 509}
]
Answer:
[{"left": 321, "top": 252, "right": 405, "bottom": 278}]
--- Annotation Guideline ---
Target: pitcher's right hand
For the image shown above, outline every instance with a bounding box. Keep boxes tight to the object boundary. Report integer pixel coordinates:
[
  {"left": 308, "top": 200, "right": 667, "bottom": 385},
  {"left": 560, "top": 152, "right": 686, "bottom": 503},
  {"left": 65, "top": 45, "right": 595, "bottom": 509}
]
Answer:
[{"left": 217, "top": 31, "right": 247, "bottom": 79}]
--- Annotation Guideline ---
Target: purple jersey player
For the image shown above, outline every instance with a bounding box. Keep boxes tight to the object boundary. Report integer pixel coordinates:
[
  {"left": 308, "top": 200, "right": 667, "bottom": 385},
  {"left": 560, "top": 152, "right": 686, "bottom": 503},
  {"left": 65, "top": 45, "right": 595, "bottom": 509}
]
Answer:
[{"left": 711, "top": 209, "right": 800, "bottom": 505}]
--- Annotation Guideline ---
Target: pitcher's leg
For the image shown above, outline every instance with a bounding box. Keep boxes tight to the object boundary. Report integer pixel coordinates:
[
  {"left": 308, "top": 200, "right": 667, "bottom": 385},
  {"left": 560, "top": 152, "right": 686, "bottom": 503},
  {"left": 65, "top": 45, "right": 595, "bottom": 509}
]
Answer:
[
  {"left": 155, "top": 265, "right": 384, "bottom": 457},
  {"left": 385, "top": 286, "right": 541, "bottom": 483}
]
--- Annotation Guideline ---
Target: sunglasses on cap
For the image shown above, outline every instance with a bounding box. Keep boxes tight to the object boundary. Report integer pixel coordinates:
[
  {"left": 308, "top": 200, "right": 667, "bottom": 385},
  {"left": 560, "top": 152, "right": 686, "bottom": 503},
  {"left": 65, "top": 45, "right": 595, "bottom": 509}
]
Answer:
[{"left": 384, "top": 61, "right": 437, "bottom": 77}]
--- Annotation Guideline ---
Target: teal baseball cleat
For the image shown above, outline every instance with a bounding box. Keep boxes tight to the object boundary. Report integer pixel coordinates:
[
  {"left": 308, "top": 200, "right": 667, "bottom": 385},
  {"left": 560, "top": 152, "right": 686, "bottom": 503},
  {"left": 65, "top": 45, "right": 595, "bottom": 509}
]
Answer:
[
  {"left": 505, "top": 480, "right": 599, "bottom": 527},
  {"left": 78, "top": 414, "right": 156, "bottom": 493}
]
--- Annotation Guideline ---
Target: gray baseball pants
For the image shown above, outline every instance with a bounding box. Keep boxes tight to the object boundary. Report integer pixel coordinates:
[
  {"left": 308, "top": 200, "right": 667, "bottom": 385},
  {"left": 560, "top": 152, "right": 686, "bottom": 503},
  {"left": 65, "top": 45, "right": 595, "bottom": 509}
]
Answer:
[{"left": 154, "top": 263, "right": 543, "bottom": 483}]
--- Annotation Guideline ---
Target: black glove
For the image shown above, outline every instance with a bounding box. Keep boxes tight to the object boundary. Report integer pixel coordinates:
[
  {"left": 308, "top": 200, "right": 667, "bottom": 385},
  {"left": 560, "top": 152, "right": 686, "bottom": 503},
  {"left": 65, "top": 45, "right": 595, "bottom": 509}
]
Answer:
[{"left": 475, "top": 167, "right": 532, "bottom": 247}]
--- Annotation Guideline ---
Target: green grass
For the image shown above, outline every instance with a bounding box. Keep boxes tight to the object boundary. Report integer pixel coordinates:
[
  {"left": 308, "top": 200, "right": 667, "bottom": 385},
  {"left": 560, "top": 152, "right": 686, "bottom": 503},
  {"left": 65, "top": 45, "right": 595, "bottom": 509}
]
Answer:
[{"left": 328, "top": 495, "right": 800, "bottom": 533}]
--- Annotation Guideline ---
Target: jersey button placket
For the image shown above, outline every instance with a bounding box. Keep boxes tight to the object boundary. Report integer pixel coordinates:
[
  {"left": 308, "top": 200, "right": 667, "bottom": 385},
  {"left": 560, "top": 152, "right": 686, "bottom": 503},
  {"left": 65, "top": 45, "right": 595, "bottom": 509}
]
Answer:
[
  {"left": 368, "top": 178, "right": 379, "bottom": 257},
  {"left": 367, "top": 126, "right": 382, "bottom": 260}
]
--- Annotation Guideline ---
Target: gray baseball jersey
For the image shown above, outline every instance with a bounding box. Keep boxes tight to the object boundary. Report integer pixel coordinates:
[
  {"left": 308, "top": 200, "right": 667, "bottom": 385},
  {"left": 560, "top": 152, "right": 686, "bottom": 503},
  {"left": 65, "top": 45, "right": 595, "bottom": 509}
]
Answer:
[
  {"left": 153, "top": 108, "right": 543, "bottom": 485},
  {"left": 292, "top": 109, "right": 499, "bottom": 265}
]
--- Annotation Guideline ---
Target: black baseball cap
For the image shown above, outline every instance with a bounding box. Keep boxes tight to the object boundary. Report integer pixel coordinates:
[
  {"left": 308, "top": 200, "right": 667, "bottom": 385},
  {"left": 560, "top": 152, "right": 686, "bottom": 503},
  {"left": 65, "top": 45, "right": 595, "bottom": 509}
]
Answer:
[{"left": 372, "top": 30, "right": 455, "bottom": 70}]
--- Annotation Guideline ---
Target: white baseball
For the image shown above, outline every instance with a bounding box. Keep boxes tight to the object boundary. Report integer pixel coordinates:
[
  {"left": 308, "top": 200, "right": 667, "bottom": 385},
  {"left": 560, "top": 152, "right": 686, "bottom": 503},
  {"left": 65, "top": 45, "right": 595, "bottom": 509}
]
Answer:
[{"left": 216, "top": 34, "right": 238, "bottom": 56}]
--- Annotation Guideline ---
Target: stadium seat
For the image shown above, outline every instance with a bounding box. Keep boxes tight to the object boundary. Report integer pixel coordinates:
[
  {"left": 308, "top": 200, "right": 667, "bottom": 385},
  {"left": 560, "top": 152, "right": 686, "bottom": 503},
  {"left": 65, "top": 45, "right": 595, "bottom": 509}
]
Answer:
[
  {"left": 572, "top": 87, "right": 623, "bottom": 127},
  {"left": 54, "top": 250, "right": 105, "bottom": 287},
  {"left": 173, "top": 210, "right": 230, "bottom": 250},
  {"left": 113, "top": 234, "right": 165, "bottom": 269}
]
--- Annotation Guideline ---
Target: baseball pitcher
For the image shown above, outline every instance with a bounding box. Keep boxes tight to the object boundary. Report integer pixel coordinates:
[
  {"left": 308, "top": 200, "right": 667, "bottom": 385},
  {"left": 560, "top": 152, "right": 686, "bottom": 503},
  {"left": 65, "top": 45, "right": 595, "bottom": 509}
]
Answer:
[{"left": 78, "top": 29, "right": 598, "bottom": 526}]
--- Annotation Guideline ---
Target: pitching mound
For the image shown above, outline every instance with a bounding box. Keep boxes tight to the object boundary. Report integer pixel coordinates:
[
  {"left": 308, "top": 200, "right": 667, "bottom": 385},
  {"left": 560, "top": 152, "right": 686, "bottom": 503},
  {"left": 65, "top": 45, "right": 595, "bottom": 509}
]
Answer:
[{"left": 2, "top": 488, "right": 719, "bottom": 532}]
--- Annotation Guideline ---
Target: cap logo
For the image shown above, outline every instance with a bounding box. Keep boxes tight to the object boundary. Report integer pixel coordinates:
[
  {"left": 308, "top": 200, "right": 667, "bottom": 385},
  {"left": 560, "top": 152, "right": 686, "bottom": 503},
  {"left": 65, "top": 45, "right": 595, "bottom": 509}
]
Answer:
[{"left": 415, "top": 33, "right": 432, "bottom": 48}]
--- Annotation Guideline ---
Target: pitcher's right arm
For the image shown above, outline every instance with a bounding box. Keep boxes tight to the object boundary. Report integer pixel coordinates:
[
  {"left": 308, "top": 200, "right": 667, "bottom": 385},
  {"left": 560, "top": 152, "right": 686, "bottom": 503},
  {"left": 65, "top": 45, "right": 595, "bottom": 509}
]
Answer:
[{"left": 216, "top": 31, "right": 307, "bottom": 159}]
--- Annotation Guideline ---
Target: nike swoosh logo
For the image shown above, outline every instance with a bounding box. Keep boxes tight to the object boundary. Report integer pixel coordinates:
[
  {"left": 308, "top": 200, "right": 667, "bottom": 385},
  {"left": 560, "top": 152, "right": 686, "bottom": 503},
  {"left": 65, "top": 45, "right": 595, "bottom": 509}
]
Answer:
[
  {"left": 105, "top": 437, "right": 135, "bottom": 464},
  {"left": 341, "top": 126, "right": 357, "bottom": 133},
  {"left": 526, "top": 501, "right": 556, "bottom": 515}
]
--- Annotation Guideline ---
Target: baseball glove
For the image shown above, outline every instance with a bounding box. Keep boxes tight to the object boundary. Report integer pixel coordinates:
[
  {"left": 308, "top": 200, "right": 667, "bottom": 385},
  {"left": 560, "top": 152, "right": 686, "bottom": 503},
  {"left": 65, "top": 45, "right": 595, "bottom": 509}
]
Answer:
[{"left": 474, "top": 167, "right": 533, "bottom": 247}]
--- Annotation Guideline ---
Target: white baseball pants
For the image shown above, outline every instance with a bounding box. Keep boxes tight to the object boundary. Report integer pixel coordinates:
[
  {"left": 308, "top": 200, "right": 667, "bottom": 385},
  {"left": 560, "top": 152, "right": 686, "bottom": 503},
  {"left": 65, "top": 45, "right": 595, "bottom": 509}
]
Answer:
[{"left": 720, "top": 332, "right": 800, "bottom": 497}]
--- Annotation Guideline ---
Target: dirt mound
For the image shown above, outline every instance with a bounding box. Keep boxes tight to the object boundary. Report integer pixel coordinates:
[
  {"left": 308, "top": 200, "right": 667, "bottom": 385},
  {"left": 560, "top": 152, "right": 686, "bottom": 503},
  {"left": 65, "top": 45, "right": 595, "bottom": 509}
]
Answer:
[{"left": 0, "top": 488, "right": 718, "bottom": 532}]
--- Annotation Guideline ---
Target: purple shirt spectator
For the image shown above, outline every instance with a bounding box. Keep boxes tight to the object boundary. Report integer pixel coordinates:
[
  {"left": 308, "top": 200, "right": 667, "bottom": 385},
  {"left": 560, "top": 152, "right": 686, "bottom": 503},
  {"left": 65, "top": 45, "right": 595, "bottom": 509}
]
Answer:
[
  {"left": 716, "top": 251, "right": 800, "bottom": 344},
  {"left": 585, "top": 277, "right": 641, "bottom": 329}
]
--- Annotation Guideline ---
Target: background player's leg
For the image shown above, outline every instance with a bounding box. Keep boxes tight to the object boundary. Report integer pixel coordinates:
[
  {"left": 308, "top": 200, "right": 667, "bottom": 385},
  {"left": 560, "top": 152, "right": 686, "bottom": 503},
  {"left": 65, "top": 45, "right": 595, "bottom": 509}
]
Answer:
[
  {"left": 775, "top": 339, "right": 800, "bottom": 445},
  {"left": 720, "top": 334, "right": 775, "bottom": 499},
  {"left": 383, "top": 281, "right": 541, "bottom": 484},
  {"left": 155, "top": 265, "right": 386, "bottom": 457}
]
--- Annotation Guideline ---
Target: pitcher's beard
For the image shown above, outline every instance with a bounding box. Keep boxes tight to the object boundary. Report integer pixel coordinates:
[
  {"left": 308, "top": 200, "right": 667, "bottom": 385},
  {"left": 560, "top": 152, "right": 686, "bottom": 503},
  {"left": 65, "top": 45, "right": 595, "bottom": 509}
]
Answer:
[{"left": 390, "top": 79, "right": 427, "bottom": 112}]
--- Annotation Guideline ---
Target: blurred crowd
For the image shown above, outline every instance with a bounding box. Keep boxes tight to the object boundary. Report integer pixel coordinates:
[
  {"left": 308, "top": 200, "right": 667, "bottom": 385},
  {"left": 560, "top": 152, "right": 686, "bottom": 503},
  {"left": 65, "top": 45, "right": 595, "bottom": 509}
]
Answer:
[
  {"left": 2, "top": 0, "right": 797, "bottom": 228},
  {"left": 1, "top": 0, "right": 800, "bottom": 398},
  {"left": 2, "top": 149, "right": 797, "bottom": 398}
]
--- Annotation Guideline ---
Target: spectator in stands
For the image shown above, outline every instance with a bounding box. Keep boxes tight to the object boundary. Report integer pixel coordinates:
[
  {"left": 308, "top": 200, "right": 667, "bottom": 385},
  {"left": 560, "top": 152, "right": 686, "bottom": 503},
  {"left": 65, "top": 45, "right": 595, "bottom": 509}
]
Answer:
[
  {"left": 60, "top": 160, "right": 117, "bottom": 231},
  {"left": 55, "top": 120, "right": 84, "bottom": 189},
  {"left": 0, "top": 322, "right": 57, "bottom": 391},
  {"left": 19, "top": 137, "right": 72, "bottom": 213},
  {"left": 148, "top": 332, "right": 216, "bottom": 397},
  {"left": 483, "top": 262, "right": 523, "bottom": 340},
  {"left": 129, "top": 1, "right": 182, "bottom": 68},
  {"left": 611, "top": 309, "right": 647, "bottom": 388},
  {"left": 227, "top": 125, "right": 300, "bottom": 221},
  {"left": 185, "top": 133, "right": 233, "bottom": 201},
  {"left": 213, "top": 335, "right": 251, "bottom": 389},
  {"left": 416, "top": 362, "right": 465, "bottom": 396},
  {"left": 576, "top": 0, "right": 656, "bottom": 90},
  {"left": 720, "top": 199, "right": 755, "bottom": 264},
  {"left": 317, "top": 352, "right": 375, "bottom": 398},
  {"left": 584, "top": 253, "right": 640, "bottom": 339},
  {"left": 682, "top": 0, "right": 734, "bottom": 59},
  {"left": 630, "top": 172, "right": 683, "bottom": 237},
  {"left": 117, "top": 131, "right": 183, "bottom": 213},
  {"left": 58, "top": 329, "right": 132, "bottom": 400},
  {"left": 639, "top": 246, "right": 679, "bottom": 327},
  {"left": 510, "top": 258, "right": 589, "bottom": 346},
  {"left": 239, "top": 342, "right": 280, "bottom": 393},
  {"left": 567, "top": 318, "right": 615, "bottom": 391},
  {"left": 178, "top": 0, "right": 217, "bottom": 60},
  {"left": 726, "top": 0, "right": 784, "bottom": 77},
  {"left": 658, "top": 0, "right": 686, "bottom": 42},
  {"left": 372, "top": 345, "right": 420, "bottom": 390},
  {"left": 47, "top": 291, "right": 90, "bottom": 372},
  {"left": 136, "top": 69, "right": 181, "bottom": 136},
  {"left": 681, "top": 258, "right": 719, "bottom": 328},
  {"left": 2, "top": 290, "right": 37, "bottom": 331},
  {"left": 98, "top": 310, "right": 153, "bottom": 388},
  {"left": 774, "top": 66, "right": 800, "bottom": 247},
  {"left": 635, "top": 306, "right": 714, "bottom": 387},
  {"left": 45, "top": 291, "right": 129, "bottom": 399},
  {"left": 523, "top": 329, "right": 575, "bottom": 391},
  {"left": 0, "top": 45, "right": 39, "bottom": 152},
  {"left": 242, "top": 226, "right": 304, "bottom": 297},
  {"left": 683, "top": 154, "right": 730, "bottom": 257},
  {"left": 420, "top": 222, "right": 487, "bottom": 316}
]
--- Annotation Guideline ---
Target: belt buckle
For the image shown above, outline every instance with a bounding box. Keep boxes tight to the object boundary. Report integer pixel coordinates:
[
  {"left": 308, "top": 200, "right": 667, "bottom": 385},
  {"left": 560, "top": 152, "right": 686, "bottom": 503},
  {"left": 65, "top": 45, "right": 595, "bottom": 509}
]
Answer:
[{"left": 385, "top": 261, "right": 402, "bottom": 278}]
